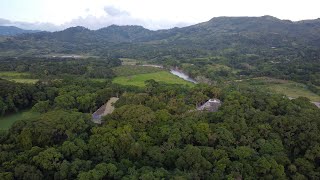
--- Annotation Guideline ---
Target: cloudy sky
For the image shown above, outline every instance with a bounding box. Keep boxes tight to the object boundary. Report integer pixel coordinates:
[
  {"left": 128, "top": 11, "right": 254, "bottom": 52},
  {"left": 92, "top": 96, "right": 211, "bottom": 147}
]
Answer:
[{"left": 1, "top": 0, "right": 320, "bottom": 31}]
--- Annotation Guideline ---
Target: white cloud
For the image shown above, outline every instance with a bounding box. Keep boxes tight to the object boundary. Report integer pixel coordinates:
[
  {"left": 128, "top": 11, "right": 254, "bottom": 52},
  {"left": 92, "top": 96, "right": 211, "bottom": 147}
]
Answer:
[
  {"left": 0, "top": 19, "right": 11, "bottom": 25},
  {"left": 1, "top": 0, "right": 320, "bottom": 31},
  {"left": 0, "top": 5, "right": 192, "bottom": 31},
  {"left": 104, "top": 6, "right": 130, "bottom": 17},
  {"left": 0, "top": 18, "right": 60, "bottom": 31},
  {"left": 62, "top": 11, "right": 191, "bottom": 30}
]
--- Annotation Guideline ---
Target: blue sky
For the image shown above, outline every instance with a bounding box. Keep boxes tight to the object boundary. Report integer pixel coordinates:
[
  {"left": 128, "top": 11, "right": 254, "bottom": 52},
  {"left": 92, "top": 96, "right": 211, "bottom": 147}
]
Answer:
[{"left": 1, "top": 0, "right": 320, "bottom": 31}]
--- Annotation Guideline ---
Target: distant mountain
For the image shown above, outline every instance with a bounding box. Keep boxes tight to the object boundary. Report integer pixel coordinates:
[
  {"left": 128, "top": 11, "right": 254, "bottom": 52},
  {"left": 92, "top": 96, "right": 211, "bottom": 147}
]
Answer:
[
  {"left": 1, "top": 16, "right": 320, "bottom": 57},
  {"left": 0, "top": 26, "right": 41, "bottom": 36},
  {"left": 20, "top": 25, "right": 153, "bottom": 43}
]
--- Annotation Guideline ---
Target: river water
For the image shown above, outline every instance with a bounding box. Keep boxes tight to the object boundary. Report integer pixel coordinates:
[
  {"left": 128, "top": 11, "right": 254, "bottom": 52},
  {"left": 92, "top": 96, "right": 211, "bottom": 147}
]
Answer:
[
  {"left": 139, "top": 64, "right": 198, "bottom": 84},
  {"left": 170, "top": 69, "right": 198, "bottom": 84}
]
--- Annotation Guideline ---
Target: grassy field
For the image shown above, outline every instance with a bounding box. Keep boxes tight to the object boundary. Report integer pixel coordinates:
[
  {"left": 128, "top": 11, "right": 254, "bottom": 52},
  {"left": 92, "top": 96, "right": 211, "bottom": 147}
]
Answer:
[
  {"left": 0, "top": 71, "right": 31, "bottom": 78},
  {"left": 113, "top": 71, "right": 194, "bottom": 87},
  {"left": 0, "top": 71, "right": 38, "bottom": 84},
  {"left": 113, "top": 65, "right": 162, "bottom": 76},
  {"left": 0, "top": 110, "right": 39, "bottom": 130},
  {"left": 8, "top": 79, "right": 39, "bottom": 84},
  {"left": 238, "top": 77, "right": 320, "bottom": 101}
]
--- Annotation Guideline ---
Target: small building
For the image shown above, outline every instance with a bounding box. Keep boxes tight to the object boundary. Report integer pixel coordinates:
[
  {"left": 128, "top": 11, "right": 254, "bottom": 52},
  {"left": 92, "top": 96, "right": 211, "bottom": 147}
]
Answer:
[
  {"left": 312, "top": 102, "right": 320, "bottom": 108},
  {"left": 197, "top": 98, "right": 222, "bottom": 112},
  {"left": 92, "top": 97, "right": 119, "bottom": 124},
  {"left": 92, "top": 104, "right": 107, "bottom": 124}
]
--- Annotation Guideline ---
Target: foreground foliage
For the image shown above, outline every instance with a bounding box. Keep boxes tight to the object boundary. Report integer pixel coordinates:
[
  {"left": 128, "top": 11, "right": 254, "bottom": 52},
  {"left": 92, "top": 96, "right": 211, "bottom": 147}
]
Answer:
[{"left": 0, "top": 82, "right": 320, "bottom": 179}]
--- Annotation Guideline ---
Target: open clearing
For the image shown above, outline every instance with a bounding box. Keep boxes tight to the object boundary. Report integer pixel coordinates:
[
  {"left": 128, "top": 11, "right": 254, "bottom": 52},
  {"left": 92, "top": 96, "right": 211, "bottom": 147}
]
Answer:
[
  {"left": 8, "top": 79, "right": 39, "bottom": 84},
  {"left": 238, "top": 77, "right": 320, "bottom": 101},
  {"left": 0, "top": 71, "right": 38, "bottom": 84},
  {"left": 113, "top": 71, "right": 194, "bottom": 87},
  {"left": 0, "top": 110, "right": 39, "bottom": 130},
  {"left": 0, "top": 71, "right": 31, "bottom": 78}
]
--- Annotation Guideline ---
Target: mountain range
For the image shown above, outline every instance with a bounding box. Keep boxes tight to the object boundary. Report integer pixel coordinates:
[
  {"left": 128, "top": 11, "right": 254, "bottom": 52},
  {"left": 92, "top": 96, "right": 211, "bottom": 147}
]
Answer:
[{"left": 1, "top": 16, "right": 320, "bottom": 58}]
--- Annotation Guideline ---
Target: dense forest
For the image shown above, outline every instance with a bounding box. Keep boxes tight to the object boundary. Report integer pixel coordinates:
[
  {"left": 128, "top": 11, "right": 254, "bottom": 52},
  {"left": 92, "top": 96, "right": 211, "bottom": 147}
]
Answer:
[
  {"left": 0, "top": 79, "right": 38, "bottom": 115},
  {"left": 1, "top": 79, "right": 320, "bottom": 179},
  {"left": 1, "top": 16, "right": 320, "bottom": 179},
  {"left": 0, "top": 57, "right": 121, "bottom": 79}
]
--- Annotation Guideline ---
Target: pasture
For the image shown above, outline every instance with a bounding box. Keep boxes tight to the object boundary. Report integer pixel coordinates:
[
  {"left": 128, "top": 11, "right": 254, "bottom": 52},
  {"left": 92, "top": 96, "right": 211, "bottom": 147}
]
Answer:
[
  {"left": 238, "top": 77, "right": 320, "bottom": 101},
  {"left": 113, "top": 71, "right": 194, "bottom": 87}
]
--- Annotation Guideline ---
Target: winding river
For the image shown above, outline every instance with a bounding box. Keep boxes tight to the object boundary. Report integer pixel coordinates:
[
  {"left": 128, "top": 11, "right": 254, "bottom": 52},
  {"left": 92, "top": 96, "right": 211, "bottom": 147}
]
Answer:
[
  {"left": 139, "top": 64, "right": 198, "bottom": 84},
  {"left": 169, "top": 69, "right": 198, "bottom": 84}
]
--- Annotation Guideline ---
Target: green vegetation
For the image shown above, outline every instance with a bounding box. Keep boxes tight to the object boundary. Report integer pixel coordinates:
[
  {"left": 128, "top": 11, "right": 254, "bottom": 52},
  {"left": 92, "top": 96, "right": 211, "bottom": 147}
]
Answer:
[
  {"left": 0, "top": 110, "right": 39, "bottom": 130},
  {"left": 1, "top": 16, "right": 320, "bottom": 179},
  {"left": 237, "top": 77, "right": 320, "bottom": 101},
  {"left": 0, "top": 79, "right": 40, "bottom": 116},
  {"left": 113, "top": 71, "right": 194, "bottom": 87},
  {"left": 112, "top": 65, "right": 162, "bottom": 76},
  {"left": 7, "top": 78, "right": 39, "bottom": 84},
  {"left": 0, "top": 80, "right": 320, "bottom": 179},
  {"left": 0, "top": 71, "right": 31, "bottom": 78},
  {"left": 0, "top": 57, "right": 121, "bottom": 79},
  {"left": 119, "top": 58, "right": 143, "bottom": 65},
  {"left": 0, "top": 71, "right": 38, "bottom": 84}
]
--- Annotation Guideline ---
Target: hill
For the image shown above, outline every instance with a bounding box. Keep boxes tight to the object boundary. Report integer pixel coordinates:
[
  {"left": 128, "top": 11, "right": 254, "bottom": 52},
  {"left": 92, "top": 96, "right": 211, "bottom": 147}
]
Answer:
[
  {"left": 0, "top": 16, "right": 320, "bottom": 88},
  {"left": 1, "top": 16, "right": 320, "bottom": 54},
  {"left": 0, "top": 26, "right": 40, "bottom": 36}
]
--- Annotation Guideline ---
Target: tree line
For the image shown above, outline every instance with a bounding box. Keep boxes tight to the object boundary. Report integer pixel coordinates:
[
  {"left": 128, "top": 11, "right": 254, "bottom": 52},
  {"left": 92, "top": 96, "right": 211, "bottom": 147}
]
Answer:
[{"left": 0, "top": 80, "right": 320, "bottom": 179}]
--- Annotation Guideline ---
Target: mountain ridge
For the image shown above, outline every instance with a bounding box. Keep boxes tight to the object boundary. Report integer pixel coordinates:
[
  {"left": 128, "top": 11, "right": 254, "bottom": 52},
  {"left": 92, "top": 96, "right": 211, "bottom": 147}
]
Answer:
[
  {"left": 0, "top": 26, "right": 41, "bottom": 36},
  {"left": 1, "top": 15, "right": 320, "bottom": 57}
]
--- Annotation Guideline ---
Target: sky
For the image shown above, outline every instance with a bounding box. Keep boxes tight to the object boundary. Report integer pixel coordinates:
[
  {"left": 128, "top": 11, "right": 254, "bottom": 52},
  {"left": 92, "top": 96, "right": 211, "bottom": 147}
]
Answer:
[{"left": 0, "top": 0, "right": 320, "bottom": 31}]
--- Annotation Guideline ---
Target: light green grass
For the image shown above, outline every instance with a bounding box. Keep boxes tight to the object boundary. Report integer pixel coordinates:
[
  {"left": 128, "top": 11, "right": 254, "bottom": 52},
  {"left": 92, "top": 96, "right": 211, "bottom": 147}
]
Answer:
[
  {"left": 0, "top": 71, "right": 38, "bottom": 84},
  {"left": 9, "top": 79, "right": 39, "bottom": 84},
  {"left": 0, "top": 71, "right": 31, "bottom": 78},
  {"left": 113, "top": 65, "right": 162, "bottom": 76},
  {"left": 266, "top": 83, "right": 320, "bottom": 102},
  {"left": 238, "top": 77, "right": 320, "bottom": 101},
  {"left": 0, "top": 110, "right": 39, "bottom": 130},
  {"left": 113, "top": 71, "right": 194, "bottom": 87}
]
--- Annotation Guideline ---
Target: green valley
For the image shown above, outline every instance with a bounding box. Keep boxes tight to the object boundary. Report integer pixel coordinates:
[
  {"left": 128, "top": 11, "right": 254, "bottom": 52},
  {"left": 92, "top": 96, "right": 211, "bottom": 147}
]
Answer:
[{"left": 0, "top": 15, "right": 320, "bottom": 180}]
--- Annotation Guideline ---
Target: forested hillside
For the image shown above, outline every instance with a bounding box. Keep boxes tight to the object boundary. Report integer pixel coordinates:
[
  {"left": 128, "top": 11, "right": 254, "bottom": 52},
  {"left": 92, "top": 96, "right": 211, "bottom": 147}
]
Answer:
[
  {"left": 1, "top": 16, "right": 320, "bottom": 179},
  {"left": 1, "top": 16, "right": 320, "bottom": 87},
  {"left": 1, "top": 16, "right": 320, "bottom": 55},
  {"left": 0, "top": 26, "right": 40, "bottom": 36},
  {"left": 2, "top": 16, "right": 320, "bottom": 55}
]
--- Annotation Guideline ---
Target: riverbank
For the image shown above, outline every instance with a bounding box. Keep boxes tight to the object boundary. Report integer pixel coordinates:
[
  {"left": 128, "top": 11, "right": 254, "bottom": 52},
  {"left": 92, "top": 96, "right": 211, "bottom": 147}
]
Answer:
[
  {"left": 169, "top": 68, "right": 197, "bottom": 84},
  {"left": 137, "top": 64, "right": 198, "bottom": 84}
]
